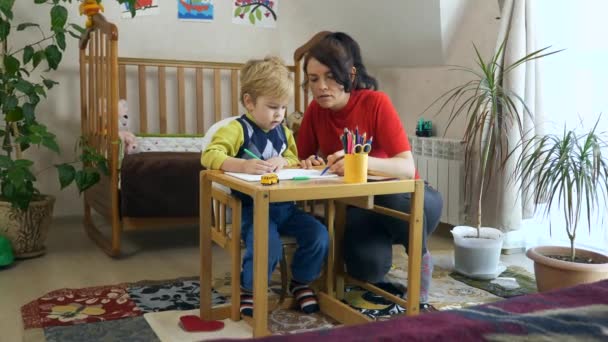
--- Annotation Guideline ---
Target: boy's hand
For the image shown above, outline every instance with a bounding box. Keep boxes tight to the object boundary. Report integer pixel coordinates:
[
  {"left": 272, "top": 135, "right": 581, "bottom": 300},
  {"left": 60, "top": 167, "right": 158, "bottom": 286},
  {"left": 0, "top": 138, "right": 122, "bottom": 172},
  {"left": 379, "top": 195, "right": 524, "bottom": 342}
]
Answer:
[
  {"left": 299, "top": 155, "right": 325, "bottom": 169},
  {"left": 266, "top": 157, "right": 288, "bottom": 172},
  {"left": 242, "top": 159, "right": 275, "bottom": 174}
]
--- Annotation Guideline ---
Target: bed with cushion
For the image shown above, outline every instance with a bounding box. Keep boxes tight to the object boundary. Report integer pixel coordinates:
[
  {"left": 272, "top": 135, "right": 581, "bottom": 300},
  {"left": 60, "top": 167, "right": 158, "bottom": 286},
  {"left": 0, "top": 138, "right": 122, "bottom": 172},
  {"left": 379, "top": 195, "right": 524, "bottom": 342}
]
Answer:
[
  {"left": 215, "top": 279, "right": 608, "bottom": 341},
  {"left": 78, "top": 14, "right": 312, "bottom": 256}
]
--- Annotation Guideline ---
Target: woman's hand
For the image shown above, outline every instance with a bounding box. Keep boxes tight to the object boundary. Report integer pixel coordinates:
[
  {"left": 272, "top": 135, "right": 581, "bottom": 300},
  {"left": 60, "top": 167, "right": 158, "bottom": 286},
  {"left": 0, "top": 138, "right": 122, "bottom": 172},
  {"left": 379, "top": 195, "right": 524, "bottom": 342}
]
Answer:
[
  {"left": 266, "top": 157, "right": 288, "bottom": 172},
  {"left": 299, "top": 154, "right": 325, "bottom": 169},
  {"left": 327, "top": 150, "right": 346, "bottom": 175},
  {"left": 242, "top": 159, "right": 275, "bottom": 174}
]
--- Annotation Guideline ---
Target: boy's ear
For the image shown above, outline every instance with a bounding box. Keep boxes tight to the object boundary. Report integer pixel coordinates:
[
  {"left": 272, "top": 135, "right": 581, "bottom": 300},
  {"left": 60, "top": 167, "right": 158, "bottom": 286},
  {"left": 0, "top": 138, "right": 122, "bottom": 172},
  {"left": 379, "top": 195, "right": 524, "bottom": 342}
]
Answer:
[{"left": 243, "top": 93, "right": 255, "bottom": 112}]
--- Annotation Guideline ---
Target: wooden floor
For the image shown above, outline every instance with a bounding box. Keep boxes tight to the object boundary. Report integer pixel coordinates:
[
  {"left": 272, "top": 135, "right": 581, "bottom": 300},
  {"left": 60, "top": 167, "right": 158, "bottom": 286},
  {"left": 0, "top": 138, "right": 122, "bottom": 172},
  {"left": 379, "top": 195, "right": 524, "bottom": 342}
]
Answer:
[{"left": 0, "top": 218, "right": 531, "bottom": 341}]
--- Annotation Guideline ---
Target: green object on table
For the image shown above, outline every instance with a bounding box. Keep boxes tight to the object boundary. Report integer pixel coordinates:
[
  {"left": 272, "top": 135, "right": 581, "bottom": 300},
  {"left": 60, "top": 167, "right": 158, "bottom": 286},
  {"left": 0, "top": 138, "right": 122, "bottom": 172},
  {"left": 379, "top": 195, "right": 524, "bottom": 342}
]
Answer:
[
  {"left": 292, "top": 176, "right": 310, "bottom": 180},
  {"left": 0, "top": 236, "right": 14, "bottom": 267},
  {"left": 243, "top": 148, "right": 262, "bottom": 160}
]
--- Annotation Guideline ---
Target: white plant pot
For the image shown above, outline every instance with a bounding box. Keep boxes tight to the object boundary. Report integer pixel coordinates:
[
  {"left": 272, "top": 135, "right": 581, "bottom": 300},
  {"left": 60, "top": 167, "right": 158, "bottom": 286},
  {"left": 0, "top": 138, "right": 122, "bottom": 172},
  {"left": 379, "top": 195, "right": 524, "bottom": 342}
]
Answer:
[{"left": 451, "top": 226, "right": 505, "bottom": 280}]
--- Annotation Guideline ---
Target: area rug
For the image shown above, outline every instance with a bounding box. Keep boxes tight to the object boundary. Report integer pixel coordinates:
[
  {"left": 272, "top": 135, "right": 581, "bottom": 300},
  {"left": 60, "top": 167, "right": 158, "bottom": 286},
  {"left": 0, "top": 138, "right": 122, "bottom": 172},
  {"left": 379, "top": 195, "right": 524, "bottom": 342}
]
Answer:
[
  {"left": 21, "top": 251, "right": 535, "bottom": 341},
  {"left": 449, "top": 265, "right": 537, "bottom": 298}
]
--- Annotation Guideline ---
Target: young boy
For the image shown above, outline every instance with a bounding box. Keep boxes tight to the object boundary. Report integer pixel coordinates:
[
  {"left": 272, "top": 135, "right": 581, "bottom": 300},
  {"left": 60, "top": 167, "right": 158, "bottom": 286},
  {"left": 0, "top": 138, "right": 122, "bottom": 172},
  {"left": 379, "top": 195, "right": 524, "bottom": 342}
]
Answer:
[{"left": 202, "top": 57, "right": 329, "bottom": 316}]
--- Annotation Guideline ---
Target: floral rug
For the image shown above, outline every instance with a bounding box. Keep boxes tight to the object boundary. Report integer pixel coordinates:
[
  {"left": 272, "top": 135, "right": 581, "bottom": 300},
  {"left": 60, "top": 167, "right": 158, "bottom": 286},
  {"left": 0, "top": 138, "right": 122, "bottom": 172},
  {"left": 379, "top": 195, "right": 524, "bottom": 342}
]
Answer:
[{"left": 21, "top": 251, "right": 536, "bottom": 341}]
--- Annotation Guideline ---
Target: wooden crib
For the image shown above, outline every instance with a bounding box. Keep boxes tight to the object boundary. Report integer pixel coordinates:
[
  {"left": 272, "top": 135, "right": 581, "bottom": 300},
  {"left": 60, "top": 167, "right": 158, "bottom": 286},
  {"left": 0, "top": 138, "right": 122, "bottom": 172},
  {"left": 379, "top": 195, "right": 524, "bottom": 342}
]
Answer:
[{"left": 78, "top": 14, "right": 317, "bottom": 256}]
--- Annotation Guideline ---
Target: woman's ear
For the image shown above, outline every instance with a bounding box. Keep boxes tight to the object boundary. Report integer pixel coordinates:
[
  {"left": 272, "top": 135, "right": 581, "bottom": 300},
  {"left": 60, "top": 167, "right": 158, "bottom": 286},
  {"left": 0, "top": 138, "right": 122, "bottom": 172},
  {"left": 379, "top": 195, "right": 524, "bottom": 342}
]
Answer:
[{"left": 351, "top": 66, "right": 357, "bottom": 82}]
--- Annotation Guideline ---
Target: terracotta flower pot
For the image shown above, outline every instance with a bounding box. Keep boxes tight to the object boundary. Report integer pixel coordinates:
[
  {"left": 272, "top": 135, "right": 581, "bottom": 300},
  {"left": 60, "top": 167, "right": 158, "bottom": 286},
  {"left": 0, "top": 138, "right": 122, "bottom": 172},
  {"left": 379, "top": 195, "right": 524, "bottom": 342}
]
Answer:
[
  {"left": 0, "top": 195, "right": 55, "bottom": 258},
  {"left": 526, "top": 245, "right": 608, "bottom": 292}
]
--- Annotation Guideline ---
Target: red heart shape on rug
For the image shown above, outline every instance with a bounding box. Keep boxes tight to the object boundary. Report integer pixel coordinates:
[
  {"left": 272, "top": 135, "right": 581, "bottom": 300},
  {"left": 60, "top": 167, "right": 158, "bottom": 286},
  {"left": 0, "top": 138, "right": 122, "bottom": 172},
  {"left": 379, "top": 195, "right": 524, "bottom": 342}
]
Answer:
[{"left": 179, "top": 315, "right": 225, "bottom": 332}]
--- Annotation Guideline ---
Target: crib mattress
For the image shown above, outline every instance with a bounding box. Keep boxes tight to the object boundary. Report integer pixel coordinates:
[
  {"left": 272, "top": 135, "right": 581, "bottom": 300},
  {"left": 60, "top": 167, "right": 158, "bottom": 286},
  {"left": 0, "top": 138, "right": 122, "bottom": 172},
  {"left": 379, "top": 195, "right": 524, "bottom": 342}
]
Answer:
[{"left": 120, "top": 152, "right": 203, "bottom": 217}]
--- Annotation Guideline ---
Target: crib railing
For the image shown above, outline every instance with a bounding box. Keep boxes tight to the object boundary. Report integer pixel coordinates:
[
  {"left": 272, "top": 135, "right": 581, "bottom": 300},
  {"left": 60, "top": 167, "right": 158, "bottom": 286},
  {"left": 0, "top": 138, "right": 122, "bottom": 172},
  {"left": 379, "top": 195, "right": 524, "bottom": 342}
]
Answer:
[{"left": 78, "top": 14, "right": 305, "bottom": 257}]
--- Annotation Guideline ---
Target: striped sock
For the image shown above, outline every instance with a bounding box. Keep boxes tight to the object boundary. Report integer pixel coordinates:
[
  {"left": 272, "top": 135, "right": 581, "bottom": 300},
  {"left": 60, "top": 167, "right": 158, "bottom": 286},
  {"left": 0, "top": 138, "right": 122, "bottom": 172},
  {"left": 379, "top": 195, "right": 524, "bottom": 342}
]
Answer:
[
  {"left": 240, "top": 288, "right": 253, "bottom": 317},
  {"left": 290, "top": 280, "right": 320, "bottom": 314}
]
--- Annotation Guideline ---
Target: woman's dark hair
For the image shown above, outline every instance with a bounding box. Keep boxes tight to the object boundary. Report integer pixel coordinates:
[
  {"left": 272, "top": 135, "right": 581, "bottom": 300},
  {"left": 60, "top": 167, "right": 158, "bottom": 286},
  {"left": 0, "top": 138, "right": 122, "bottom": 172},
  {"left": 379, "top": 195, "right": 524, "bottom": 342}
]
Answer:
[{"left": 303, "top": 32, "right": 378, "bottom": 92}]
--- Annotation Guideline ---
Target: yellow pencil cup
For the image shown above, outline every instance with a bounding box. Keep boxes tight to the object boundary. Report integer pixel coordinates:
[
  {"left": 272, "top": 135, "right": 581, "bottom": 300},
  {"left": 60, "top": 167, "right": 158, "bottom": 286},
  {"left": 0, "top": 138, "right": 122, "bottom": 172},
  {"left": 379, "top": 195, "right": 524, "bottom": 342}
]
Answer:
[{"left": 344, "top": 153, "right": 368, "bottom": 183}]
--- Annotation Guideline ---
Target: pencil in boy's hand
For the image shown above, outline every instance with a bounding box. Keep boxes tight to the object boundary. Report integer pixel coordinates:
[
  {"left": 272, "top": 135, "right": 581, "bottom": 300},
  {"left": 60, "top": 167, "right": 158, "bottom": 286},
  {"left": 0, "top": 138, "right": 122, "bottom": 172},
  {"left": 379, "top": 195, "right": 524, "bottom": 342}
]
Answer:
[
  {"left": 320, "top": 165, "right": 330, "bottom": 176},
  {"left": 243, "top": 148, "right": 262, "bottom": 160}
]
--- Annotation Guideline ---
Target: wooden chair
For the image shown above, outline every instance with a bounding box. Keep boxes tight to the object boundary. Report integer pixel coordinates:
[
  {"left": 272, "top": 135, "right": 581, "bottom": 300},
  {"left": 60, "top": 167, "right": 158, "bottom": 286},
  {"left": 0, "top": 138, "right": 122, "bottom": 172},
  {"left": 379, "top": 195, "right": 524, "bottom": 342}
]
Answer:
[{"left": 209, "top": 186, "right": 304, "bottom": 319}]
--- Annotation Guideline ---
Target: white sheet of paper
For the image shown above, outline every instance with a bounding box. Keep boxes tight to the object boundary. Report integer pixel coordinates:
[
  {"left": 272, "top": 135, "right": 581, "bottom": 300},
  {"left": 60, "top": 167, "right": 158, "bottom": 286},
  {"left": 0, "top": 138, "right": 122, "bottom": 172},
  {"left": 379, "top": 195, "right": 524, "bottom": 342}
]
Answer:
[{"left": 226, "top": 169, "right": 338, "bottom": 182}]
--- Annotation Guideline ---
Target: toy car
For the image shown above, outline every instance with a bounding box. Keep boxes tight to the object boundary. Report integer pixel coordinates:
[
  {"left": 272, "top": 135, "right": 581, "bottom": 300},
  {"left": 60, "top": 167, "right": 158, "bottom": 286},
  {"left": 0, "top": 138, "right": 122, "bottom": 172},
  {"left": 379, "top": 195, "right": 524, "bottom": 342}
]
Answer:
[{"left": 260, "top": 173, "right": 279, "bottom": 185}]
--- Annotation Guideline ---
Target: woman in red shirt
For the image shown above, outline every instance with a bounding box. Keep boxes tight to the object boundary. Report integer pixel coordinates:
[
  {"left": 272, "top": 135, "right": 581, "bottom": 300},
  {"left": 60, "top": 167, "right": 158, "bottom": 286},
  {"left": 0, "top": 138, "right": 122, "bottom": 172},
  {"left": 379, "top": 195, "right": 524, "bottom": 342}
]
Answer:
[{"left": 298, "top": 32, "right": 443, "bottom": 309}]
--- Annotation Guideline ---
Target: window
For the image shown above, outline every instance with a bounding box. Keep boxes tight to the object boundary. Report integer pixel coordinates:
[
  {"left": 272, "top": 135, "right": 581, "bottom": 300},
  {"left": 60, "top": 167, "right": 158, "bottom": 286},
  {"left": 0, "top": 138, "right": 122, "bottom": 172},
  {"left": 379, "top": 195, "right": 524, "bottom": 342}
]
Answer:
[{"left": 525, "top": 0, "right": 608, "bottom": 252}]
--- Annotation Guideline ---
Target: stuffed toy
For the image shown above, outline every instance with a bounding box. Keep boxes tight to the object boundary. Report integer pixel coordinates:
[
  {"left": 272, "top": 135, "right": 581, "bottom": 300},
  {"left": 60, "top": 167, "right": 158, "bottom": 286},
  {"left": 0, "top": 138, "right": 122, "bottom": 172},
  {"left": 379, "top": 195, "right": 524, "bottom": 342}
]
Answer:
[
  {"left": 118, "top": 99, "right": 139, "bottom": 155},
  {"left": 79, "top": 0, "right": 104, "bottom": 28},
  {"left": 286, "top": 111, "right": 303, "bottom": 140}
]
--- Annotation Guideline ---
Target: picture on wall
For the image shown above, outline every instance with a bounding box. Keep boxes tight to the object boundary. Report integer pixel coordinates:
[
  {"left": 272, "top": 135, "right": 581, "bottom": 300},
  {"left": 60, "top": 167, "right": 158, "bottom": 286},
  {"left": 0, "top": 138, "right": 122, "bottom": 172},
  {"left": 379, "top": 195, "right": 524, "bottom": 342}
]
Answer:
[
  {"left": 121, "top": 0, "right": 160, "bottom": 18},
  {"left": 232, "top": 0, "right": 278, "bottom": 29},
  {"left": 178, "top": 0, "right": 214, "bottom": 21}
]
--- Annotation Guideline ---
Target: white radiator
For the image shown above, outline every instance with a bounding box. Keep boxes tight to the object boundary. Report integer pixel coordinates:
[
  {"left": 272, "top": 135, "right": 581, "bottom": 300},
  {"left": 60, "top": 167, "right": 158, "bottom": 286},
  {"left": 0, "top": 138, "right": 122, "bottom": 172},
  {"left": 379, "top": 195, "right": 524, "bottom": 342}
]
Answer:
[{"left": 410, "top": 136, "right": 465, "bottom": 226}]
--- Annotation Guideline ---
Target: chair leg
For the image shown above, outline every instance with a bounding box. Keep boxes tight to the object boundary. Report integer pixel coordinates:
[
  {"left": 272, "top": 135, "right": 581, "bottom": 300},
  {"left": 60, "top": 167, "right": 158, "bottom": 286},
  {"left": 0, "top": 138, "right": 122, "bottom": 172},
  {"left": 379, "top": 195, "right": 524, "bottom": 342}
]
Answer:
[{"left": 279, "top": 247, "right": 289, "bottom": 304}]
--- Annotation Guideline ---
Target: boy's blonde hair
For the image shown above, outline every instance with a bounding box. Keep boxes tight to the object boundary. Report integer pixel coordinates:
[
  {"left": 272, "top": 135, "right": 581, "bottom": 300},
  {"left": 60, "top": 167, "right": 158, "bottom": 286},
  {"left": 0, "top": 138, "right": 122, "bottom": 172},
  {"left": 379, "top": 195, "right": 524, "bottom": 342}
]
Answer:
[{"left": 240, "top": 56, "right": 293, "bottom": 107}]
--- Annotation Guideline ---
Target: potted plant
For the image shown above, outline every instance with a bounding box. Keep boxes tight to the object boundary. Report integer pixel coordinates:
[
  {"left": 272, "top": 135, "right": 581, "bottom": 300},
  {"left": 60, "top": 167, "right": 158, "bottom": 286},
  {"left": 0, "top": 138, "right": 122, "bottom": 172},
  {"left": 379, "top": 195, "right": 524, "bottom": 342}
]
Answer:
[
  {"left": 0, "top": 0, "right": 137, "bottom": 258},
  {"left": 514, "top": 119, "right": 608, "bottom": 291},
  {"left": 424, "top": 41, "right": 559, "bottom": 279}
]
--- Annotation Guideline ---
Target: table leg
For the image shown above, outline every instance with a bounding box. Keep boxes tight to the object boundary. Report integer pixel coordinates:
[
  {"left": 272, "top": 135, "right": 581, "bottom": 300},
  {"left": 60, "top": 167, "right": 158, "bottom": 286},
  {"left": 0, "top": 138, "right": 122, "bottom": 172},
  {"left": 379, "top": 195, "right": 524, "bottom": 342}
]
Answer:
[
  {"left": 325, "top": 200, "right": 335, "bottom": 295},
  {"left": 406, "top": 180, "right": 424, "bottom": 316},
  {"left": 200, "top": 172, "right": 213, "bottom": 319},
  {"left": 252, "top": 190, "right": 270, "bottom": 337},
  {"left": 334, "top": 201, "right": 347, "bottom": 300}
]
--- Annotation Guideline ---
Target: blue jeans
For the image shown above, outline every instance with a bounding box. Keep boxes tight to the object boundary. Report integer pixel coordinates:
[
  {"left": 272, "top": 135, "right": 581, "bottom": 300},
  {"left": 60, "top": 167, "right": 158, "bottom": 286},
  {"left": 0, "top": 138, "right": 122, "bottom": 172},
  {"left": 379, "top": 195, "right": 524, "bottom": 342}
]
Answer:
[
  {"left": 344, "top": 183, "right": 443, "bottom": 283},
  {"left": 240, "top": 202, "right": 329, "bottom": 291}
]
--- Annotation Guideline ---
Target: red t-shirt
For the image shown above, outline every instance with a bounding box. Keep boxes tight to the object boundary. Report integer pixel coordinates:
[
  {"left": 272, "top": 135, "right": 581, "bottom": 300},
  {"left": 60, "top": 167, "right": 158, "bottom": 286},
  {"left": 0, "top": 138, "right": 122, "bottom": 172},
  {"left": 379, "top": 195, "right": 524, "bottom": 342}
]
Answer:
[{"left": 297, "top": 89, "right": 411, "bottom": 159}]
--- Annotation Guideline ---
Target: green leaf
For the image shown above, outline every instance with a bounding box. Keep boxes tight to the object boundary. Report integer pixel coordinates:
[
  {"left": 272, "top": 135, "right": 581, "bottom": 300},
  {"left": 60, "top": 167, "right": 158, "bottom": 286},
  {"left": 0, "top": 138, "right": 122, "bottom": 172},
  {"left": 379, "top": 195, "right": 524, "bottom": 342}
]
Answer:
[
  {"left": 14, "top": 79, "right": 34, "bottom": 94},
  {"left": 42, "top": 136, "right": 59, "bottom": 153},
  {"left": 3, "top": 95, "right": 17, "bottom": 111},
  {"left": 255, "top": 8, "right": 262, "bottom": 21},
  {"left": 44, "top": 45, "right": 61, "bottom": 70},
  {"left": 234, "top": 6, "right": 242, "bottom": 16},
  {"left": 249, "top": 12, "right": 255, "bottom": 24},
  {"left": 3, "top": 54, "right": 20, "bottom": 75},
  {"left": 6, "top": 107, "right": 23, "bottom": 122},
  {"left": 33, "top": 50, "right": 46, "bottom": 68},
  {"left": 50, "top": 5, "right": 68, "bottom": 32},
  {"left": 34, "top": 85, "right": 46, "bottom": 97},
  {"left": 29, "top": 93, "right": 40, "bottom": 105},
  {"left": 243, "top": 5, "right": 251, "bottom": 14},
  {"left": 0, "top": 0, "right": 14, "bottom": 19},
  {"left": 0, "top": 155, "right": 12, "bottom": 168},
  {"left": 69, "top": 23, "right": 85, "bottom": 34},
  {"left": 56, "top": 31, "right": 66, "bottom": 50},
  {"left": 43, "top": 78, "right": 58, "bottom": 89},
  {"left": 14, "top": 159, "right": 33, "bottom": 168},
  {"left": 28, "top": 134, "right": 41, "bottom": 144},
  {"left": 75, "top": 170, "right": 100, "bottom": 192},
  {"left": 23, "top": 45, "right": 34, "bottom": 65},
  {"left": 34, "top": 0, "right": 46, "bottom": 4},
  {"left": 67, "top": 30, "right": 80, "bottom": 39},
  {"left": 19, "top": 67, "right": 30, "bottom": 77},
  {"left": 0, "top": 18, "right": 10, "bottom": 40},
  {"left": 22, "top": 102, "right": 35, "bottom": 122},
  {"left": 56, "top": 163, "right": 75, "bottom": 189},
  {"left": 17, "top": 22, "right": 39, "bottom": 31}
]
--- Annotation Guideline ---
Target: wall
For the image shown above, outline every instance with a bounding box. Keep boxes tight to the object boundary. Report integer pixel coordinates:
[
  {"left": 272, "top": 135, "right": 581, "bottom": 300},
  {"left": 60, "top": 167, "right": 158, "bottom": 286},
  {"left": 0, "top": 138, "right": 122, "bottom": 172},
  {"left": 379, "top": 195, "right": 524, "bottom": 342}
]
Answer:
[
  {"left": 11, "top": 0, "right": 499, "bottom": 217},
  {"left": 375, "top": 0, "right": 500, "bottom": 139}
]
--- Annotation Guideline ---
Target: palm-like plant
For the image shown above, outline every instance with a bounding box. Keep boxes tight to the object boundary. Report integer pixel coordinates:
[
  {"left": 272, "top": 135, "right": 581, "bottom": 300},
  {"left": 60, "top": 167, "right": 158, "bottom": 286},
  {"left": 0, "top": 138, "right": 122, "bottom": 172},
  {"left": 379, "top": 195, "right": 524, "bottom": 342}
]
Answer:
[
  {"left": 424, "top": 41, "right": 560, "bottom": 237},
  {"left": 514, "top": 119, "right": 608, "bottom": 261}
]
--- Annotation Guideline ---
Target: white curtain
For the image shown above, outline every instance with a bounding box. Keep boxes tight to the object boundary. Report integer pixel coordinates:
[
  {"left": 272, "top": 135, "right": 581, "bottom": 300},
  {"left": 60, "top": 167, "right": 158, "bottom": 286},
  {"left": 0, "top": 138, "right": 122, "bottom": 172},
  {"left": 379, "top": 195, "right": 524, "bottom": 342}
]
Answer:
[{"left": 480, "top": 0, "right": 542, "bottom": 232}]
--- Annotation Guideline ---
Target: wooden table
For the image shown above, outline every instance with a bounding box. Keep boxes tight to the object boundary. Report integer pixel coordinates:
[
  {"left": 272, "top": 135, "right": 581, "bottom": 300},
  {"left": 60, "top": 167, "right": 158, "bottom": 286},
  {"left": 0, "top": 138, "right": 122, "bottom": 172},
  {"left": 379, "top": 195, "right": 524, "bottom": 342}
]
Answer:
[{"left": 199, "top": 170, "right": 425, "bottom": 337}]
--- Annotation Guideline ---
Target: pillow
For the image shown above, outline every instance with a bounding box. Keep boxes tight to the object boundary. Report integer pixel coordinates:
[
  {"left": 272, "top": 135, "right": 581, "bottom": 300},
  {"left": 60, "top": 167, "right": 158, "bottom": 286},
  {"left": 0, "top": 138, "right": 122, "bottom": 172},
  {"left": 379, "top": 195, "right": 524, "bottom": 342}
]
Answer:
[
  {"left": 202, "top": 116, "right": 240, "bottom": 207},
  {"left": 201, "top": 116, "right": 240, "bottom": 152}
]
